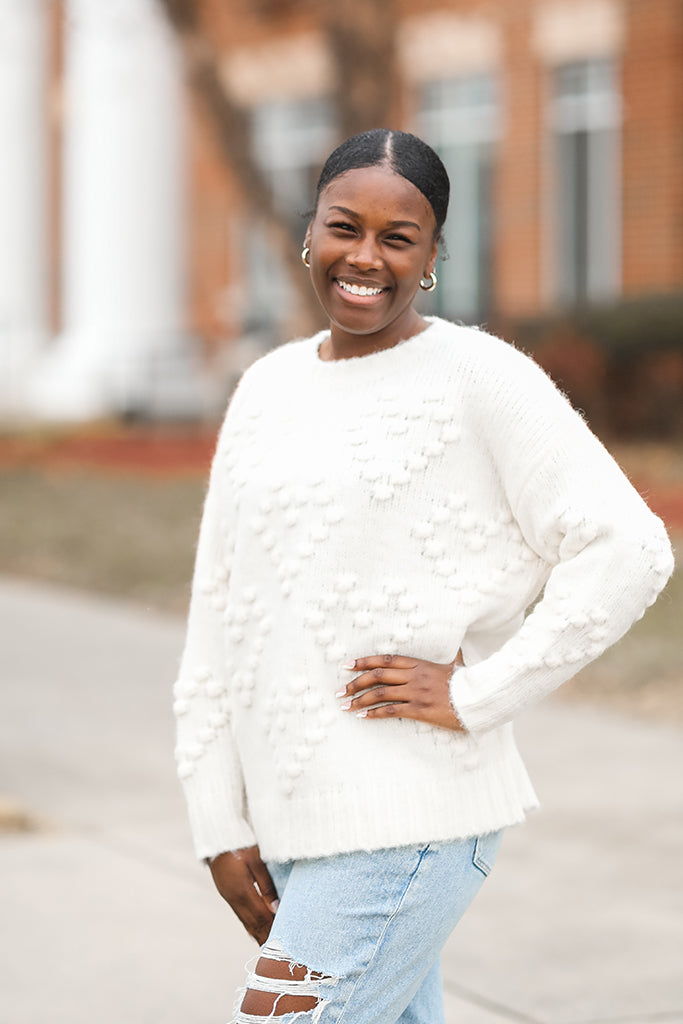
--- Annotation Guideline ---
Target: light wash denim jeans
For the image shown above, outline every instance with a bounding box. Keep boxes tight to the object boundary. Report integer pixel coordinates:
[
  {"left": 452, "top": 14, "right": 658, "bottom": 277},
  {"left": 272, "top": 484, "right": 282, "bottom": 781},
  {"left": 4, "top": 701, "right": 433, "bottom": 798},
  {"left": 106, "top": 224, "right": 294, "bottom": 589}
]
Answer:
[{"left": 231, "top": 831, "right": 503, "bottom": 1024}]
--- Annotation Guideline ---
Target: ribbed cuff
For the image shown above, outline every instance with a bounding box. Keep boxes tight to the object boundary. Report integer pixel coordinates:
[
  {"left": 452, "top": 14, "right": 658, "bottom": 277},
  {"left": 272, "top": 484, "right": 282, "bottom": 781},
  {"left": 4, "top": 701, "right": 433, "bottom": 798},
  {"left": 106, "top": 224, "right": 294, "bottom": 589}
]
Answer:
[{"left": 447, "top": 664, "right": 469, "bottom": 733}]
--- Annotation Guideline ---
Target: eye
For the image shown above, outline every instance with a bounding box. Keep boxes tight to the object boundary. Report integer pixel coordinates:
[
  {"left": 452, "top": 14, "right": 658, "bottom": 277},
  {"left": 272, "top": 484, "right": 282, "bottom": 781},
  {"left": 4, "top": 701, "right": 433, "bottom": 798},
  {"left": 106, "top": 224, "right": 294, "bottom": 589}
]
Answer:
[
  {"left": 329, "top": 220, "right": 356, "bottom": 233},
  {"left": 385, "top": 233, "right": 414, "bottom": 246}
]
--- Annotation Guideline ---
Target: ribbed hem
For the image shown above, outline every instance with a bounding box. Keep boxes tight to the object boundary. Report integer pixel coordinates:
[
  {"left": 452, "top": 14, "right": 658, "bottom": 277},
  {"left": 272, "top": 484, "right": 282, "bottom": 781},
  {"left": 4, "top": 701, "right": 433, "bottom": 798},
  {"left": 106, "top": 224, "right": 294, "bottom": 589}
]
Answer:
[
  {"left": 180, "top": 744, "right": 256, "bottom": 861},
  {"left": 248, "top": 735, "right": 539, "bottom": 863}
]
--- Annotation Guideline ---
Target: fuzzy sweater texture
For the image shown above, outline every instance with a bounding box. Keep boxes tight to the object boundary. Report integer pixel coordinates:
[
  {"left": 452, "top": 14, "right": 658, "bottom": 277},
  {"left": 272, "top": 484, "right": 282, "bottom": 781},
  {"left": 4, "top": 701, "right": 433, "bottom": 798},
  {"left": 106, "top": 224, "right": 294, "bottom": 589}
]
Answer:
[{"left": 174, "top": 318, "right": 674, "bottom": 862}]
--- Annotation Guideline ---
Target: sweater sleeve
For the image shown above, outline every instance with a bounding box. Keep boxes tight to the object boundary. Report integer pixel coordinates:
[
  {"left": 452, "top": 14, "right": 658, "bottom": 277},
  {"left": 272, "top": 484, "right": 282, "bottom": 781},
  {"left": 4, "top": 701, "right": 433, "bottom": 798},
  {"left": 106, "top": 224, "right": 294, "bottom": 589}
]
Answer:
[
  {"left": 173, "top": 393, "right": 257, "bottom": 860},
  {"left": 450, "top": 342, "right": 675, "bottom": 734}
]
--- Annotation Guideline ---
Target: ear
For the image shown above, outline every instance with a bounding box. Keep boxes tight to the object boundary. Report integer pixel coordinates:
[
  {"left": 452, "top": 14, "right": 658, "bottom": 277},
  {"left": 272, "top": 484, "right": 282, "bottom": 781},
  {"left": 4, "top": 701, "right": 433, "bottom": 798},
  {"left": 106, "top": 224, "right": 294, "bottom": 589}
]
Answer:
[{"left": 304, "top": 224, "right": 312, "bottom": 247}]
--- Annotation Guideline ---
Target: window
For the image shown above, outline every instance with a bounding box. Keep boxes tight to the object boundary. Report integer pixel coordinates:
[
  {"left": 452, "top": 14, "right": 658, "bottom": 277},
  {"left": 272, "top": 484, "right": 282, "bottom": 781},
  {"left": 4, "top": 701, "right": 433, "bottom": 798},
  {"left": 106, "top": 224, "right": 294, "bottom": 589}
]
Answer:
[
  {"left": 418, "top": 74, "right": 499, "bottom": 322},
  {"left": 246, "top": 97, "right": 335, "bottom": 336},
  {"left": 551, "top": 59, "right": 621, "bottom": 304},
  {"left": 252, "top": 97, "right": 335, "bottom": 229}
]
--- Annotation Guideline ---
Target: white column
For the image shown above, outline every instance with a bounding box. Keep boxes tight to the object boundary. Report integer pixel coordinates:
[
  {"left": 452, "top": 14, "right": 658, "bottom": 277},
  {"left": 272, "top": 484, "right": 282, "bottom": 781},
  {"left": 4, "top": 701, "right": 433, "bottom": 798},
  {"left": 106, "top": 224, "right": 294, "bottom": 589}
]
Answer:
[
  {"left": 31, "top": 0, "right": 206, "bottom": 419},
  {"left": 0, "top": 0, "right": 48, "bottom": 414}
]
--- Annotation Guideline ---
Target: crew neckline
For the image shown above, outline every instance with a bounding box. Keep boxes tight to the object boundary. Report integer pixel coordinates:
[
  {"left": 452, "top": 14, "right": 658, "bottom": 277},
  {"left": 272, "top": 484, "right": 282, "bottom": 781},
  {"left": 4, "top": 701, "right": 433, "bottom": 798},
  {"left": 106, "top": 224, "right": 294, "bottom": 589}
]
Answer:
[{"left": 314, "top": 317, "right": 439, "bottom": 365}]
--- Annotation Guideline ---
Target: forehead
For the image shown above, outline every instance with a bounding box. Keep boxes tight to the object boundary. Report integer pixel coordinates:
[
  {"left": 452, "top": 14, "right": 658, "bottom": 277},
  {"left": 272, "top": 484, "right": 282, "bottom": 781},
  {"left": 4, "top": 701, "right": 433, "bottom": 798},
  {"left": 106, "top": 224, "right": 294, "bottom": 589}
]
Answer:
[{"left": 317, "top": 165, "right": 435, "bottom": 230}]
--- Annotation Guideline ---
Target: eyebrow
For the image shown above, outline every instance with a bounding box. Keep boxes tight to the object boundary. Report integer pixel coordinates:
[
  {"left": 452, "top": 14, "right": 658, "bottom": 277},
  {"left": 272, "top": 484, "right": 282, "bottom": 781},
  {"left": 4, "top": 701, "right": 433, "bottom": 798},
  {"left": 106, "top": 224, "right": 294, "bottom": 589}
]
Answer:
[{"left": 328, "top": 205, "right": 422, "bottom": 231}]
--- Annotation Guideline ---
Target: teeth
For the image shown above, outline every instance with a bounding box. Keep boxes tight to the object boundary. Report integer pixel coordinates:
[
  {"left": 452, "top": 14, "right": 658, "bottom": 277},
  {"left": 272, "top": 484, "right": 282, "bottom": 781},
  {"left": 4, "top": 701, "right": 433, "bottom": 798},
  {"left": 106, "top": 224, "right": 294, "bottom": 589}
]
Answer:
[{"left": 338, "top": 280, "right": 384, "bottom": 297}]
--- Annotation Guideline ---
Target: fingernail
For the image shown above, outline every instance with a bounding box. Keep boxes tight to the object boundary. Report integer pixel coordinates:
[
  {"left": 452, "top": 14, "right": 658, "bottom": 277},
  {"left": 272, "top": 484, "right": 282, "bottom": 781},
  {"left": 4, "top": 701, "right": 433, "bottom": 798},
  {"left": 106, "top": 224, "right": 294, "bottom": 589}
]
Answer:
[
  {"left": 340, "top": 700, "right": 352, "bottom": 711},
  {"left": 270, "top": 899, "right": 280, "bottom": 913},
  {"left": 335, "top": 688, "right": 346, "bottom": 698},
  {"left": 356, "top": 709, "right": 368, "bottom": 718},
  {"left": 342, "top": 660, "right": 356, "bottom": 669}
]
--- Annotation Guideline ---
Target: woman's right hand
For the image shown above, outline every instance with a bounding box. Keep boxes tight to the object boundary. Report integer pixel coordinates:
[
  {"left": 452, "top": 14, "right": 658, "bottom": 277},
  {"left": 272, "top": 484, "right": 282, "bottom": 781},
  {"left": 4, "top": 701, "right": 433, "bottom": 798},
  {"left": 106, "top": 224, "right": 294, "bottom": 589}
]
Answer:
[{"left": 208, "top": 845, "right": 279, "bottom": 945}]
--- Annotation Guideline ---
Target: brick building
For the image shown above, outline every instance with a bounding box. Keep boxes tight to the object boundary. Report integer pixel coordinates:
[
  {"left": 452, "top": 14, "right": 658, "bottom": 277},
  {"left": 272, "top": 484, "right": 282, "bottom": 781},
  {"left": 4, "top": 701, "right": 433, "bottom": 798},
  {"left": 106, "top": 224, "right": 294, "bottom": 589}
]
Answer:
[
  {"left": 1, "top": 0, "right": 681, "bottom": 419},
  {"left": 190, "top": 0, "right": 683, "bottom": 349}
]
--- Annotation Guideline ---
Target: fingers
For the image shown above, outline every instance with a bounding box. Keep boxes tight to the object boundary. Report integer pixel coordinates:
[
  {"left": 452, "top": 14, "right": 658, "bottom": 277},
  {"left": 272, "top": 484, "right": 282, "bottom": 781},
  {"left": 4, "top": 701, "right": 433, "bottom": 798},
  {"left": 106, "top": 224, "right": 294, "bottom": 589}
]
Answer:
[
  {"left": 357, "top": 699, "right": 419, "bottom": 722},
  {"left": 347, "top": 654, "right": 420, "bottom": 672},
  {"left": 344, "top": 682, "right": 411, "bottom": 710},
  {"left": 233, "top": 880, "right": 274, "bottom": 945},
  {"left": 345, "top": 652, "right": 463, "bottom": 672},
  {"left": 246, "top": 850, "right": 280, "bottom": 914},
  {"left": 337, "top": 655, "right": 419, "bottom": 700},
  {"left": 339, "top": 666, "right": 413, "bottom": 699},
  {"left": 339, "top": 652, "right": 464, "bottom": 697},
  {"left": 209, "top": 846, "right": 277, "bottom": 944},
  {"left": 353, "top": 686, "right": 464, "bottom": 731},
  {"left": 336, "top": 652, "right": 467, "bottom": 732}
]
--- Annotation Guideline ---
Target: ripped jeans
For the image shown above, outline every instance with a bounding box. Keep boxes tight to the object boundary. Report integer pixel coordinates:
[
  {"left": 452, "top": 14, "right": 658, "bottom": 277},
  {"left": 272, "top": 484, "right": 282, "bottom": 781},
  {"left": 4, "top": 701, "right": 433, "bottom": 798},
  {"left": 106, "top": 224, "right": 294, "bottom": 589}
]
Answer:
[{"left": 232, "top": 831, "right": 503, "bottom": 1024}]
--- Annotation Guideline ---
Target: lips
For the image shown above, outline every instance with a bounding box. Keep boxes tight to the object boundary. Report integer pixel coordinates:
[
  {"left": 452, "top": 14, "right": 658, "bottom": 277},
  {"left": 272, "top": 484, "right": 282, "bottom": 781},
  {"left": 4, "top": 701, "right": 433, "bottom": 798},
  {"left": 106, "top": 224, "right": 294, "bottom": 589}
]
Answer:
[{"left": 334, "top": 278, "right": 389, "bottom": 300}]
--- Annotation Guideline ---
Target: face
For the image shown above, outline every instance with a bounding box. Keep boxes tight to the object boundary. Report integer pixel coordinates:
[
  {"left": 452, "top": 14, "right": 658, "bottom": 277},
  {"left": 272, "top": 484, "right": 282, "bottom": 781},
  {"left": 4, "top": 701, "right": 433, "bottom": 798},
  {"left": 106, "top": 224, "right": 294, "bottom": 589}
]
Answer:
[{"left": 305, "top": 165, "right": 438, "bottom": 350}]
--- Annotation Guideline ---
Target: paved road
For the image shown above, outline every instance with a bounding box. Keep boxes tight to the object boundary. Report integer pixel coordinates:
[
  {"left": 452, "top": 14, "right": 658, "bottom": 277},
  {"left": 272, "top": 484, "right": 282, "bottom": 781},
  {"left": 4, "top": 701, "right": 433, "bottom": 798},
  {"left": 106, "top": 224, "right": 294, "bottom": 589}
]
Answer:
[{"left": 0, "top": 576, "right": 681, "bottom": 1024}]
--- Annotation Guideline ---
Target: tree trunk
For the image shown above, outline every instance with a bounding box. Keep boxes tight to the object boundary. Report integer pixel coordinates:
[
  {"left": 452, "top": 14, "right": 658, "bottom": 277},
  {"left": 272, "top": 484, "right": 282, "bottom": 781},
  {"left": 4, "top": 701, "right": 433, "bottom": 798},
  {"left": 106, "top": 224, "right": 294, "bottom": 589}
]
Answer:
[
  {"left": 157, "top": 0, "right": 322, "bottom": 338},
  {"left": 321, "top": 0, "right": 399, "bottom": 137},
  {"left": 158, "top": 0, "right": 401, "bottom": 339}
]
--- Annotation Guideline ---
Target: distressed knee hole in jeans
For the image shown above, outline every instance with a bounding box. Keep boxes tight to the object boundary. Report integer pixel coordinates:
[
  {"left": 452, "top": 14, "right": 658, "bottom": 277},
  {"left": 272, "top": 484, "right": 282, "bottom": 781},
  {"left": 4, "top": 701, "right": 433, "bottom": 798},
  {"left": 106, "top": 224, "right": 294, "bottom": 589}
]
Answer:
[{"left": 233, "top": 939, "right": 336, "bottom": 1023}]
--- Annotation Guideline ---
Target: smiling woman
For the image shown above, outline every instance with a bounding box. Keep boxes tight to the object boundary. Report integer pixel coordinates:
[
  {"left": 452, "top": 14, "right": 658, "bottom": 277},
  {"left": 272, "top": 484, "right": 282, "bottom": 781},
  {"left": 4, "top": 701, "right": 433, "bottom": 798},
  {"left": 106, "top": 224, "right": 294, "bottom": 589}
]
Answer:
[
  {"left": 174, "top": 130, "right": 674, "bottom": 1024},
  {"left": 306, "top": 166, "right": 437, "bottom": 358},
  {"left": 304, "top": 131, "right": 446, "bottom": 360}
]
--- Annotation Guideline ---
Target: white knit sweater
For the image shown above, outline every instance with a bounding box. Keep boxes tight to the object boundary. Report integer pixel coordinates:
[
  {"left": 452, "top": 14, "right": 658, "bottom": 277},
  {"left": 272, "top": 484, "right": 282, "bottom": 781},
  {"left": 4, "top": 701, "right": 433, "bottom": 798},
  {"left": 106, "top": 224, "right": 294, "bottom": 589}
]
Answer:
[{"left": 175, "top": 318, "right": 673, "bottom": 862}]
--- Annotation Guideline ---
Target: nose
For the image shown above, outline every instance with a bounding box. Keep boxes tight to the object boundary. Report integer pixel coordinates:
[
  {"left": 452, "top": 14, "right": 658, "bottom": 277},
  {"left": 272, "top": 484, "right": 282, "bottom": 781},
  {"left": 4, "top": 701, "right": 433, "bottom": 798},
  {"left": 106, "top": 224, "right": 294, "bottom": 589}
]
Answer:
[{"left": 346, "top": 234, "right": 383, "bottom": 271}]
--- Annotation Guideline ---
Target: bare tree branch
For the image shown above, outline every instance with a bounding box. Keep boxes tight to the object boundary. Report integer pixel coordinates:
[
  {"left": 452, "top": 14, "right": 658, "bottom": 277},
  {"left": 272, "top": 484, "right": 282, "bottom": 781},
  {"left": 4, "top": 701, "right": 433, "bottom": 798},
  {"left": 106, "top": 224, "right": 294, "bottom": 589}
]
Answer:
[
  {"left": 158, "top": 0, "right": 401, "bottom": 341},
  {"left": 158, "top": 0, "right": 322, "bottom": 336}
]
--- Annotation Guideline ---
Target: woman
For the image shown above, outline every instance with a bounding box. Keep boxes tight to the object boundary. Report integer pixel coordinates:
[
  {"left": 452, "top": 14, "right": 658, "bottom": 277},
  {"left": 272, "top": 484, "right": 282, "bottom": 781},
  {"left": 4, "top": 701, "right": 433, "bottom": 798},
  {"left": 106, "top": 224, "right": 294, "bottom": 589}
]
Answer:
[{"left": 174, "top": 130, "right": 673, "bottom": 1023}]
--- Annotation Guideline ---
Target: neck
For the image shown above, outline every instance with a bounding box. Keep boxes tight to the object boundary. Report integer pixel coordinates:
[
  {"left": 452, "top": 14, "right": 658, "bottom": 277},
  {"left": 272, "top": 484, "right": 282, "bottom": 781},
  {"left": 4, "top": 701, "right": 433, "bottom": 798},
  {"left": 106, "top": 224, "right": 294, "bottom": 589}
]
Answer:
[{"left": 320, "top": 310, "right": 428, "bottom": 362}]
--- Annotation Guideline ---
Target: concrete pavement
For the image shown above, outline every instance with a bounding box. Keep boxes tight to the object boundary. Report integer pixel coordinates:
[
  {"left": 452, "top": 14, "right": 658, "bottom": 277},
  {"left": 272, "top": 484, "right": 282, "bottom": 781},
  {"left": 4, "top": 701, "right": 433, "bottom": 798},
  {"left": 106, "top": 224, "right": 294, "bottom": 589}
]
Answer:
[{"left": 0, "top": 575, "right": 681, "bottom": 1024}]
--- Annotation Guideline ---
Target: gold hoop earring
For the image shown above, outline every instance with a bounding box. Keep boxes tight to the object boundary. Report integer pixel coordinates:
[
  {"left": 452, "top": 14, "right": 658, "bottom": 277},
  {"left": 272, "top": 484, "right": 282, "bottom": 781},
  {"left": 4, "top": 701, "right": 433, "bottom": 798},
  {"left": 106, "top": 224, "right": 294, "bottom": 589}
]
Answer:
[
  {"left": 419, "top": 271, "right": 437, "bottom": 292},
  {"left": 301, "top": 245, "right": 311, "bottom": 268}
]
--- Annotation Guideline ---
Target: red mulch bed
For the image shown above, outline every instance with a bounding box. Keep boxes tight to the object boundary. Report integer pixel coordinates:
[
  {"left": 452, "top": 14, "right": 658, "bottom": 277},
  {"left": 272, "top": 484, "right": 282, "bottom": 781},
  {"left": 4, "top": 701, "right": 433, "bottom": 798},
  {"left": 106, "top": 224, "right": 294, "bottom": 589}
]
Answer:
[
  {"left": 0, "top": 428, "right": 217, "bottom": 477},
  {"left": 641, "top": 490, "right": 683, "bottom": 532},
  {"left": 1, "top": 429, "right": 682, "bottom": 530}
]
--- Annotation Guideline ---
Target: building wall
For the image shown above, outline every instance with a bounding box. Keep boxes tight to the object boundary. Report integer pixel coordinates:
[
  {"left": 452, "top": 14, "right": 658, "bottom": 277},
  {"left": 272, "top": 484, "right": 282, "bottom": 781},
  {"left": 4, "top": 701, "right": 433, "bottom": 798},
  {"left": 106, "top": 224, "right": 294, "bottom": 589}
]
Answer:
[
  {"left": 622, "top": 0, "right": 683, "bottom": 293},
  {"left": 495, "top": 4, "right": 542, "bottom": 317},
  {"left": 28, "top": 0, "right": 683, "bottom": 408},
  {"left": 185, "top": 0, "right": 682, "bottom": 352}
]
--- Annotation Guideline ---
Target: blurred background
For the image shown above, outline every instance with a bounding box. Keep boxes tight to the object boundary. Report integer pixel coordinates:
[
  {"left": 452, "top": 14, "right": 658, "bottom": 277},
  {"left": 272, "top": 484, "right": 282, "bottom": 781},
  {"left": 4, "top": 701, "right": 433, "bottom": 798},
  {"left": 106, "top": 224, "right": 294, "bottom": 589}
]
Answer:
[
  {"left": 1, "top": 0, "right": 681, "bottom": 703},
  {"left": 2, "top": 0, "right": 683, "bottom": 425},
  {"left": 0, "top": 2, "right": 682, "bottom": 1021}
]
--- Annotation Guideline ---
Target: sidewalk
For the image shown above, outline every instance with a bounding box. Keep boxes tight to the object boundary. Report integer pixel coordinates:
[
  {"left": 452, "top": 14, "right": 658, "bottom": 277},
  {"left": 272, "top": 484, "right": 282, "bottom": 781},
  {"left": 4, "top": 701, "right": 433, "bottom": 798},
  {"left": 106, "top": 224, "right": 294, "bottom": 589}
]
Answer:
[{"left": 0, "top": 576, "right": 681, "bottom": 1024}]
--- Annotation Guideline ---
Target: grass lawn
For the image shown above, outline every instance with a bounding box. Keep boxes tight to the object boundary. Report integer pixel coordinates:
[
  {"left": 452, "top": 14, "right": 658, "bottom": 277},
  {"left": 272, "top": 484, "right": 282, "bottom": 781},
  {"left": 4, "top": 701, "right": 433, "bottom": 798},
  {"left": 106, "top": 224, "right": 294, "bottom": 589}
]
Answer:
[
  {"left": 0, "top": 467, "right": 204, "bottom": 613},
  {"left": 559, "top": 560, "right": 682, "bottom": 722},
  {"left": 0, "top": 442, "right": 680, "bottom": 723}
]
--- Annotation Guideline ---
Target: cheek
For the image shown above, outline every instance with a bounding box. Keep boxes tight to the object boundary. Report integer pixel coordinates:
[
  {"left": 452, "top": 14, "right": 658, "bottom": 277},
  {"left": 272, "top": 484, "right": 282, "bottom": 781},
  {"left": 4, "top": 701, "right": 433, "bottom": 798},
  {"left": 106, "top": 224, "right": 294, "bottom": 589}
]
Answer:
[
  {"left": 308, "top": 254, "right": 337, "bottom": 308},
  {"left": 395, "top": 257, "right": 426, "bottom": 286},
  {"left": 395, "top": 242, "right": 433, "bottom": 275},
  {"left": 309, "top": 253, "right": 331, "bottom": 288},
  {"left": 308, "top": 236, "right": 340, "bottom": 275}
]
